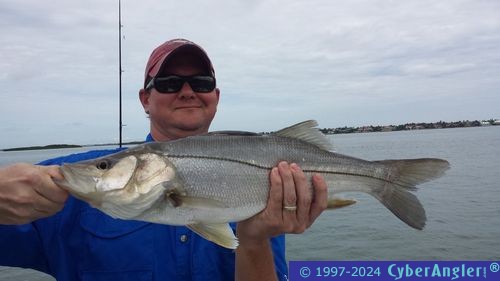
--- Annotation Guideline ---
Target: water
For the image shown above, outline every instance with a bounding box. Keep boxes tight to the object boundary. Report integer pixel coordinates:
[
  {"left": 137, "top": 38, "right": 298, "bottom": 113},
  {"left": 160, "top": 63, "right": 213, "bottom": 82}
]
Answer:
[
  {"left": 286, "top": 126, "right": 500, "bottom": 261},
  {"left": 1, "top": 127, "right": 499, "bottom": 279},
  {"left": 0, "top": 145, "right": 119, "bottom": 166}
]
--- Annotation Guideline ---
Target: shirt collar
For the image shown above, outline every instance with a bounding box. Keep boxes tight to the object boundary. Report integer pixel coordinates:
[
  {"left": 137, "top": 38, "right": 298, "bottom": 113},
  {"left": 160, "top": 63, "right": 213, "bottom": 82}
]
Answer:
[{"left": 145, "top": 133, "right": 154, "bottom": 143}]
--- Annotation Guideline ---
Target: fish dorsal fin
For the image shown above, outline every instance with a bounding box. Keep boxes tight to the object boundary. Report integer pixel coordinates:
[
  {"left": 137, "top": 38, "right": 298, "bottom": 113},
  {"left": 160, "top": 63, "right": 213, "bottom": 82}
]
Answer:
[{"left": 272, "top": 120, "right": 333, "bottom": 151}]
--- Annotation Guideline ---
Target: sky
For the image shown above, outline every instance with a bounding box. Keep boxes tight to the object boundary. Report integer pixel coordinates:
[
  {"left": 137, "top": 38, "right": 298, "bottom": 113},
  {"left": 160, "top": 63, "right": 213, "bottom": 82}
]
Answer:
[{"left": 0, "top": 0, "right": 499, "bottom": 149}]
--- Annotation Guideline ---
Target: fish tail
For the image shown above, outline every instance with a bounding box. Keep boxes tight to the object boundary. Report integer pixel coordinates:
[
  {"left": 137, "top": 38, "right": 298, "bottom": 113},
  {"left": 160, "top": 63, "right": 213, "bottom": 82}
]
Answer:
[{"left": 371, "top": 158, "right": 450, "bottom": 229}]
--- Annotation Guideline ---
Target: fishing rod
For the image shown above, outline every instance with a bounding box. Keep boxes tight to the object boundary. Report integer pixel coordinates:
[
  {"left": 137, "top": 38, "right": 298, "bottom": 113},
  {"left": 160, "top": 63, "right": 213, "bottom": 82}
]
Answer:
[{"left": 118, "top": 0, "right": 123, "bottom": 147}]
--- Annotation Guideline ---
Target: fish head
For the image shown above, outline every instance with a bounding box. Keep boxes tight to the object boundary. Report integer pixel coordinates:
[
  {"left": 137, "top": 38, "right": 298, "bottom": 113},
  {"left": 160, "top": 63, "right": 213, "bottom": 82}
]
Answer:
[{"left": 57, "top": 149, "right": 176, "bottom": 213}]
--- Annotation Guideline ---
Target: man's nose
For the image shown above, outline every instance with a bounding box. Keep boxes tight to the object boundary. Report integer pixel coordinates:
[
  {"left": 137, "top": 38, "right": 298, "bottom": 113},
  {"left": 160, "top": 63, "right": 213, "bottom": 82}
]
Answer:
[{"left": 178, "top": 82, "right": 195, "bottom": 98}]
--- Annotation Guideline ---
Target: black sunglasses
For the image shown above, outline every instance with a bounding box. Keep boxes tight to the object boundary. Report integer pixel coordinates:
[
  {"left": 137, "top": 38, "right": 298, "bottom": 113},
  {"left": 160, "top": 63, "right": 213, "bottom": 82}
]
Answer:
[{"left": 145, "top": 75, "right": 216, "bottom": 94}]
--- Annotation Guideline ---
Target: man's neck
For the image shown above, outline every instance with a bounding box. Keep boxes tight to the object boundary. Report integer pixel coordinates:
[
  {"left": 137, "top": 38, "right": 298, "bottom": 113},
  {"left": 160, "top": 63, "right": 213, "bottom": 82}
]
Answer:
[{"left": 150, "top": 127, "right": 208, "bottom": 141}]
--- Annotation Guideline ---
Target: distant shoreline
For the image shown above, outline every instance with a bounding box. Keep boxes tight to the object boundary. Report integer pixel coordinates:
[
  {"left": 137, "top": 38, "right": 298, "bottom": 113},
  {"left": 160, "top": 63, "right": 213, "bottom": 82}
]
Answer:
[
  {"left": 2, "top": 119, "right": 498, "bottom": 151},
  {"left": 2, "top": 142, "right": 143, "bottom": 152},
  {"left": 2, "top": 144, "right": 83, "bottom": 152},
  {"left": 320, "top": 119, "right": 499, "bottom": 134}
]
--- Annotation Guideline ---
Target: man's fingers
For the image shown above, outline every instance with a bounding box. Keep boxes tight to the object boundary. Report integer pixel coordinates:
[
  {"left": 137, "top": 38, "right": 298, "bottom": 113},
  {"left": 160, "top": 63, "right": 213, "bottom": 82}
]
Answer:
[
  {"left": 308, "top": 173, "right": 328, "bottom": 226},
  {"left": 278, "top": 162, "right": 297, "bottom": 225},
  {"left": 291, "top": 163, "right": 311, "bottom": 227},
  {"left": 32, "top": 194, "right": 65, "bottom": 215},
  {"left": 268, "top": 167, "right": 284, "bottom": 216},
  {"left": 34, "top": 166, "right": 68, "bottom": 204},
  {"left": 43, "top": 165, "right": 65, "bottom": 181},
  {"left": 0, "top": 163, "right": 67, "bottom": 224},
  {"left": 279, "top": 162, "right": 296, "bottom": 206}
]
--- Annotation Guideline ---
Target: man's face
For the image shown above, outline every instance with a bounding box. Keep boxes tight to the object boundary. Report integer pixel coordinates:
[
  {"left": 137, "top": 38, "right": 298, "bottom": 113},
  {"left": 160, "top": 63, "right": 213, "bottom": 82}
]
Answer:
[{"left": 140, "top": 53, "right": 219, "bottom": 141}]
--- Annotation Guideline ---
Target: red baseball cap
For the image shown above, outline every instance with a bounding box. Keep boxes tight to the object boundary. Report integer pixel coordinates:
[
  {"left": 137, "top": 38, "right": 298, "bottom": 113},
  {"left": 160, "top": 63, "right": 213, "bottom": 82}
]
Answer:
[{"left": 144, "top": 38, "right": 215, "bottom": 87}]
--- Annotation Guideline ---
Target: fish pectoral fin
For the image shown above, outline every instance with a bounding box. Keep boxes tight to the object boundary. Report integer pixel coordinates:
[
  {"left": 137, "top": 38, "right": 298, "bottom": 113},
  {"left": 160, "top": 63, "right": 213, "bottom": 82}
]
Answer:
[
  {"left": 161, "top": 181, "right": 228, "bottom": 209},
  {"left": 188, "top": 223, "right": 238, "bottom": 249},
  {"left": 166, "top": 192, "right": 228, "bottom": 209},
  {"left": 327, "top": 197, "right": 357, "bottom": 209}
]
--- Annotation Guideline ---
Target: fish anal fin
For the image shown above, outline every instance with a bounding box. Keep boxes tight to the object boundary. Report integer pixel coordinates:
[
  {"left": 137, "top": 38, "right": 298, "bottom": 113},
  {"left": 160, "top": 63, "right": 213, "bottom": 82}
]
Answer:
[
  {"left": 327, "top": 197, "right": 357, "bottom": 209},
  {"left": 188, "top": 223, "right": 238, "bottom": 249}
]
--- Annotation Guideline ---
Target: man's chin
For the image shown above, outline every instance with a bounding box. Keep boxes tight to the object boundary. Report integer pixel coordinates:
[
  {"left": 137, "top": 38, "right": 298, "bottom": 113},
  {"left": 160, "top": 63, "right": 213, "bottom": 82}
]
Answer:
[
  {"left": 169, "top": 110, "right": 215, "bottom": 131},
  {"left": 172, "top": 117, "right": 208, "bottom": 131}
]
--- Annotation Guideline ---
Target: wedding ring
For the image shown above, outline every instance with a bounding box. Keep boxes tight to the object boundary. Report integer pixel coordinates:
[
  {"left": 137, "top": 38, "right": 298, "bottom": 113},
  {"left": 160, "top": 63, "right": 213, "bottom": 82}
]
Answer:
[{"left": 283, "top": 205, "right": 297, "bottom": 211}]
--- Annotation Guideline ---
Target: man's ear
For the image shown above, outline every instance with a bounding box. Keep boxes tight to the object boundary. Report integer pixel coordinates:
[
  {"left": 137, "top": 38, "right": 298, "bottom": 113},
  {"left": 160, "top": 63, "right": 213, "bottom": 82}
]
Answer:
[
  {"left": 215, "top": 88, "right": 220, "bottom": 104},
  {"left": 139, "top": 89, "right": 150, "bottom": 114}
]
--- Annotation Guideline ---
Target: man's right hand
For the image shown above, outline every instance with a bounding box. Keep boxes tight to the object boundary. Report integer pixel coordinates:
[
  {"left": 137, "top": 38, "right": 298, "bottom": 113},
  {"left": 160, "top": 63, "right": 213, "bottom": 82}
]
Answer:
[{"left": 0, "top": 163, "right": 68, "bottom": 224}]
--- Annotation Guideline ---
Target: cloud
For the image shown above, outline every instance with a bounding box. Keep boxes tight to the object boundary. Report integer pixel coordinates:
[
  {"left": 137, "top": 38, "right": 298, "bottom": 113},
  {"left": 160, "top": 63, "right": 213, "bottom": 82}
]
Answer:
[{"left": 0, "top": 0, "right": 499, "bottom": 148}]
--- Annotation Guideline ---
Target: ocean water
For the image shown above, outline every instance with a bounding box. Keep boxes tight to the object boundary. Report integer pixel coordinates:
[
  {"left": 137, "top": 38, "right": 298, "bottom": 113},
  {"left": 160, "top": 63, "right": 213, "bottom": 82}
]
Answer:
[
  {"left": 1, "top": 127, "right": 499, "bottom": 279},
  {"left": 287, "top": 126, "right": 500, "bottom": 261}
]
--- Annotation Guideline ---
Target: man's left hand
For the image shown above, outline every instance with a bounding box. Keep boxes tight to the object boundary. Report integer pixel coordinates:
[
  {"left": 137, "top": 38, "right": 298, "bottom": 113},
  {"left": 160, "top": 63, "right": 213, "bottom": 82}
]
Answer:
[{"left": 236, "top": 161, "right": 328, "bottom": 247}]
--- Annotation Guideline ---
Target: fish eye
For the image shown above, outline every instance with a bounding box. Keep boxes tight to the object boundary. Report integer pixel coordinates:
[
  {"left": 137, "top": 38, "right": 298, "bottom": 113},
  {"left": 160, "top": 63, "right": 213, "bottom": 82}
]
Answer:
[{"left": 96, "top": 160, "right": 111, "bottom": 170}]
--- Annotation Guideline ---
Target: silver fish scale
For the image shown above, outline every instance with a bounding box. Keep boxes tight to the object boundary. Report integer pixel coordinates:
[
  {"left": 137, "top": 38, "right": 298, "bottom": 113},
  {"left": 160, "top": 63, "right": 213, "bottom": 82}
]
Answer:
[
  {"left": 59, "top": 128, "right": 446, "bottom": 229},
  {"left": 169, "top": 157, "right": 269, "bottom": 222},
  {"left": 157, "top": 134, "right": 379, "bottom": 175},
  {"left": 150, "top": 134, "right": 387, "bottom": 210}
]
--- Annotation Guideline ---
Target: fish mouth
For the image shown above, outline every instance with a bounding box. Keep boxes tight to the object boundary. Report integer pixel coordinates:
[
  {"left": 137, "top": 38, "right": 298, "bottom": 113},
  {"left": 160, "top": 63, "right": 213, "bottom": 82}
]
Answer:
[{"left": 57, "top": 164, "right": 98, "bottom": 194}]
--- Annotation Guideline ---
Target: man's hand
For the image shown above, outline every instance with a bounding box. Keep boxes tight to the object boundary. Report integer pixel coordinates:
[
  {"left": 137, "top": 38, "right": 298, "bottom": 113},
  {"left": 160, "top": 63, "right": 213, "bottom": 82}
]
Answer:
[
  {"left": 0, "top": 163, "right": 68, "bottom": 224},
  {"left": 237, "top": 161, "right": 328, "bottom": 247}
]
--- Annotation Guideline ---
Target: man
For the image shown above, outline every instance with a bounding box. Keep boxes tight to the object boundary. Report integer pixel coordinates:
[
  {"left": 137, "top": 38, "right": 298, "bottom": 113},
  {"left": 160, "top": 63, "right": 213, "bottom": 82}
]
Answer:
[{"left": 0, "top": 38, "right": 328, "bottom": 280}]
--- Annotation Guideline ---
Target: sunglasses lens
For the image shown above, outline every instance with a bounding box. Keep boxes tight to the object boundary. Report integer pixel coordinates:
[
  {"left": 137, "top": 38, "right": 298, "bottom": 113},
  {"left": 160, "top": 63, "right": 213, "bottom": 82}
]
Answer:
[
  {"left": 155, "top": 76, "right": 184, "bottom": 93},
  {"left": 189, "top": 76, "right": 216, "bottom": 92},
  {"left": 151, "top": 75, "right": 216, "bottom": 94}
]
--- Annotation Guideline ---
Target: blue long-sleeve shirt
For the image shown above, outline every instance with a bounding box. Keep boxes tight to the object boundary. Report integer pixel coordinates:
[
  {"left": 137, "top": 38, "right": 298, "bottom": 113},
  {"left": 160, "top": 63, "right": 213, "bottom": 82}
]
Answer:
[{"left": 0, "top": 135, "right": 288, "bottom": 280}]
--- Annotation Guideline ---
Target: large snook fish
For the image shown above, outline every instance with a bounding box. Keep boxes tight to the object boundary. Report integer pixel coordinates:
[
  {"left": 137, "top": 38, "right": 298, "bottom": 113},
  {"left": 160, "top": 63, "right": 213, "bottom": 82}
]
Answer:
[{"left": 56, "top": 120, "right": 449, "bottom": 249}]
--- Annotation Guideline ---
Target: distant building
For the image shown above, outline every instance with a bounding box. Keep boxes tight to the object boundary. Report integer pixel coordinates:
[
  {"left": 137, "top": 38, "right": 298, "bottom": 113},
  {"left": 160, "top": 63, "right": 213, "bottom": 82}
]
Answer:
[
  {"left": 481, "top": 120, "right": 500, "bottom": 126},
  {"left": 382, "top": 126, "right": 394, "bottom": 132},
  {"left": 358, "top": 126, "right": 373, "bottom": 133}
]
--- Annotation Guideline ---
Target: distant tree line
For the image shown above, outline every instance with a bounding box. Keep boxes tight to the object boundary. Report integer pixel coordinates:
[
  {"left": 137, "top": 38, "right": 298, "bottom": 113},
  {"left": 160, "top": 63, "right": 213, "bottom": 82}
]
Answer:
[
  {"left": 3, "top": 144, "right": 82, "bottom": 151},
  {"left": 319, "top": 119, "right": 497, "bottom": 135}
]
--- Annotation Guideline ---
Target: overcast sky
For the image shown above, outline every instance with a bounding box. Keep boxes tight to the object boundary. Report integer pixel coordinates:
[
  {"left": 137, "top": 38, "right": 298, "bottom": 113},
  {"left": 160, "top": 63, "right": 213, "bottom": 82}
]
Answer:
[{"left": 1, "top": 0, "right": 499, "bottom": 149}]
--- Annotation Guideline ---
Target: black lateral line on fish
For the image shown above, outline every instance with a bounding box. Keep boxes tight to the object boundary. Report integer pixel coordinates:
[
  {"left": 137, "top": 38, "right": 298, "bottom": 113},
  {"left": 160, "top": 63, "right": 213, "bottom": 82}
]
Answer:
[{"left": 168, "top": 154, "right": 405, "bottom": 187}]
